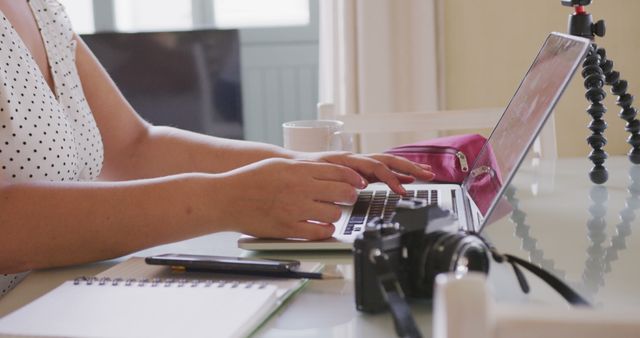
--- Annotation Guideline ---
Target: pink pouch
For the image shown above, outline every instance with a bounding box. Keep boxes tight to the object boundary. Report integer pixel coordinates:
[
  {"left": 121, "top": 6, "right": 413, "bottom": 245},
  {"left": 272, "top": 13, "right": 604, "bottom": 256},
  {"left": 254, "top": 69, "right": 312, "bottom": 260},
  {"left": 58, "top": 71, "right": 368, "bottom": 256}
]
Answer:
[
  {"left": 386, "top": 133, "right": 510, "bottom": 225},
  {"left": 385, "top": 134, "right": 487, "bottom": 183}
]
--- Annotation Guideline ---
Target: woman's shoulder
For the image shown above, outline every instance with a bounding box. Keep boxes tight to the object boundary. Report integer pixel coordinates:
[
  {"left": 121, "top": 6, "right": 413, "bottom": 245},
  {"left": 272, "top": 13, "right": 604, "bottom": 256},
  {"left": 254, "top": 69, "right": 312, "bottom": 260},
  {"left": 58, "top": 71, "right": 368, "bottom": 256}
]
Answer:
[{"left": 29, "top": 0, "right": 75, "bottom": 43}]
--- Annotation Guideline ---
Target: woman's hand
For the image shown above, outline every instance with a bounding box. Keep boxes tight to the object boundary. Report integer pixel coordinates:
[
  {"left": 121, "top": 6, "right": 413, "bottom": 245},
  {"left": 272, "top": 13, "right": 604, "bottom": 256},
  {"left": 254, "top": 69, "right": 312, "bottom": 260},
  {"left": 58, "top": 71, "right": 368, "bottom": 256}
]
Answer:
[
  {"left": 215, "top": 158, "right": 366, "bottom": 240},
  {"left": 294, "top": 152, "right": 435, "bottom": 195}
]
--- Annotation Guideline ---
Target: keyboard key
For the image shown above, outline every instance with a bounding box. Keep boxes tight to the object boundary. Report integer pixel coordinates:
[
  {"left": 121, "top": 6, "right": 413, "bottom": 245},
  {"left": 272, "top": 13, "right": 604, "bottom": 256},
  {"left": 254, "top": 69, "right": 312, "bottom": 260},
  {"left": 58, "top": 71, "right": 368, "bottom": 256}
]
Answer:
[
  {"left": 349, "top": 189, "right": 433, "bottom": 232},
  {"left": 343, "top": 224, "right": 355, "bottom": 235}
]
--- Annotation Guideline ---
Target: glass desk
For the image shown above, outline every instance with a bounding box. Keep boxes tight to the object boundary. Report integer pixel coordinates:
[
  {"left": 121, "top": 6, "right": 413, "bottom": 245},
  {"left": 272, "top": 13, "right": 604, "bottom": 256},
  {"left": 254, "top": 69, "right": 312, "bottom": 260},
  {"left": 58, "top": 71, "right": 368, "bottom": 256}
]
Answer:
[
  {"left": 483, "top": 156, "right": 640, "bottom": 312},
  {"left": 1, "top": 156, "right": 639, "bottom": 337}
]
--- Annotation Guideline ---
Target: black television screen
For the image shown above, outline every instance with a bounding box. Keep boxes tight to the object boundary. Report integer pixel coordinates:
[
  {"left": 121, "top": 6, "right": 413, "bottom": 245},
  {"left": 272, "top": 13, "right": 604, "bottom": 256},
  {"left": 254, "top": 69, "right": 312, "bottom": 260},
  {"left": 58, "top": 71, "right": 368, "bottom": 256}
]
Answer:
[{"left": 81, "top": 29, "right": 243, "bottom": 139}]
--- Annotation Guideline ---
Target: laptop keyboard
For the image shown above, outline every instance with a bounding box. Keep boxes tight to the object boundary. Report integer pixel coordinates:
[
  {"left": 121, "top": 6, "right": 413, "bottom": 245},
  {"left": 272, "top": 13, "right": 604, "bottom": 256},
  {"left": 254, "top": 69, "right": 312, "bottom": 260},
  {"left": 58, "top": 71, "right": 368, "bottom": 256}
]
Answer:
[{"left": 343, "top": 190, "right": 439, "bottom": 235}]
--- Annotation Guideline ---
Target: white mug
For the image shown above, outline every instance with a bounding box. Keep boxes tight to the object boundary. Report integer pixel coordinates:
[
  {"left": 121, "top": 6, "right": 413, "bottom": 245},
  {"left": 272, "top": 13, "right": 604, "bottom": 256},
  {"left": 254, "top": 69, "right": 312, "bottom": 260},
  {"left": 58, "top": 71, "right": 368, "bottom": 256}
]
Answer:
[{"left": 282, "top": 120, "right": 353, "bottom": 152}]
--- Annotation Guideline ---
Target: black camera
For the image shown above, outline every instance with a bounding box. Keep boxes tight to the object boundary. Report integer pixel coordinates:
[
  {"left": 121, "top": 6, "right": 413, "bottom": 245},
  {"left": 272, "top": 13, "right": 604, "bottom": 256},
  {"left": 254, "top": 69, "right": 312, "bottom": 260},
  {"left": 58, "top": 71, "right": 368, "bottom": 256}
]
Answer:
[{"left": 354, "top": 202, "right": 490, "bottom": 313}]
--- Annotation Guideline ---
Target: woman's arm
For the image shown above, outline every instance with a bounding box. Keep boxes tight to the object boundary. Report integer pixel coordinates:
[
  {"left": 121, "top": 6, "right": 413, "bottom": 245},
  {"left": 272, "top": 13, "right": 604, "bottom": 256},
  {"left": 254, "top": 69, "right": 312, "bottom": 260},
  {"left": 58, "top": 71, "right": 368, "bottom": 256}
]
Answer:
[
  {"left": 74, "top": 35, "right": 296, "bottom": 180},
  {"left": 0, "top": 173, "right": 218, "bottom": 273},
  {"left": 75, "top": 35, "right": 434, "bottom": 190},
  {"left": 0, "top": 157, "right": 365, "bottom": 274}
]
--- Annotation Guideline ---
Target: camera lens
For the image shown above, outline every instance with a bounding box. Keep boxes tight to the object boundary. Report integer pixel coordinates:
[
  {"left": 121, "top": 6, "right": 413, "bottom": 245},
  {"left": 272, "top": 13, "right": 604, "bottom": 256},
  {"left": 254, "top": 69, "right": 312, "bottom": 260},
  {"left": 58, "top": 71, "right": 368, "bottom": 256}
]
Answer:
[
  {"left": 454, "top": 242, "right": 490, "bottom": 275},
  {"left": 408, "top": 232, "right": 490, "bottom": 298}
]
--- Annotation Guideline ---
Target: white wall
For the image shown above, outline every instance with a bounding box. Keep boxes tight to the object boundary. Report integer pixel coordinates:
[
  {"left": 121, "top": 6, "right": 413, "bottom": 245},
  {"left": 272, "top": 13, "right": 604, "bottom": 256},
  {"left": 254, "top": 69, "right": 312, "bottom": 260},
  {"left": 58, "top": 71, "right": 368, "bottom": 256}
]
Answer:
[{"left": 443, "top": 1, "right": 640, "bottom": 157}]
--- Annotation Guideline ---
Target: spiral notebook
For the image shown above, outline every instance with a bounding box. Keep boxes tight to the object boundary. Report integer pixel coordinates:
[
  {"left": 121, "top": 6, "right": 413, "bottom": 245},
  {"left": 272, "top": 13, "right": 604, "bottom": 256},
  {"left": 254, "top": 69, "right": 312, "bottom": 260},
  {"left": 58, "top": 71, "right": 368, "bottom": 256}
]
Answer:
[
  {"left": 0, "top": 257, "right": 322, "bottom": 338},
  {"left": 0, "top": 278, "right": 277, "bottom": 338}
]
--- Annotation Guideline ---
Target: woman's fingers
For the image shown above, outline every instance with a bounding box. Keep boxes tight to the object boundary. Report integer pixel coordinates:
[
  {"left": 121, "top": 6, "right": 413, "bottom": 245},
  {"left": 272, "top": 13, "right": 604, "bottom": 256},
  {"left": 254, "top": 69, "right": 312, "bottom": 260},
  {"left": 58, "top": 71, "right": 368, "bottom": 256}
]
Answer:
[
  {"left": 323, "top": 155, "right": 409, "bottom": 194},
  {"left": 303, "top": 201, "right": 344, "bottom": 224},
  {"left": 283, "top": 221, "right": 335, "bottom": 240},
  {"left": 309, "top": 153, "right": 436, "bottom": 194},
  {"left": 368, "top": 154, "right": 436, "bottom": 181},
  {"left": 395, "top": 172, "right": 416, "bottom": 184},
  {"left": 310, "top": 181, "right": 358, "bottom": 205},
  {"left": 307, "top": 162, "right": 367, "bottom": 188}
]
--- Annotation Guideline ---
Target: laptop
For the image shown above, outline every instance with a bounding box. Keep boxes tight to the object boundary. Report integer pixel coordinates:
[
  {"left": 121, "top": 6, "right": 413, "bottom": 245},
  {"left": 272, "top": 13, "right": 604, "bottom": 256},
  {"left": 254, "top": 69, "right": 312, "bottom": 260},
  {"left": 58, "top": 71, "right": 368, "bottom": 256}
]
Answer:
[{"left": 238, "top": 32, "right": 590, "bottom": 251}]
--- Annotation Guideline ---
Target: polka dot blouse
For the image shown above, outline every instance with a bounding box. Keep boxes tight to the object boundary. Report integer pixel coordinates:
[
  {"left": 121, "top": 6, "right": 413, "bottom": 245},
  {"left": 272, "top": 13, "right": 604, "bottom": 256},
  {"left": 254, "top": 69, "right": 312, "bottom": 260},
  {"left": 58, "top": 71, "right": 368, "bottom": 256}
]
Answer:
[{"left": 0, "top": 0, "right": 104, "bottom": 297}]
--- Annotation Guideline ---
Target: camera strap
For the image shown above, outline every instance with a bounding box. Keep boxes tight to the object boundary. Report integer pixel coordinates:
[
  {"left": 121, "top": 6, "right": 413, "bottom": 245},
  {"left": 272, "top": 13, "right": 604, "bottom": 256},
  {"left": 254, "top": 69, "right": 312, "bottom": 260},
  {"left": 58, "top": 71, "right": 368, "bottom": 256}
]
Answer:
[
  {"left": 370, "top": 245, "right": 590, "bottom": 338},
  {"left": 495, "top": 250, "right": 591, "bottom": 306},
  {"left": 372, "top": 251, "right": 423, "bottom": 338}
]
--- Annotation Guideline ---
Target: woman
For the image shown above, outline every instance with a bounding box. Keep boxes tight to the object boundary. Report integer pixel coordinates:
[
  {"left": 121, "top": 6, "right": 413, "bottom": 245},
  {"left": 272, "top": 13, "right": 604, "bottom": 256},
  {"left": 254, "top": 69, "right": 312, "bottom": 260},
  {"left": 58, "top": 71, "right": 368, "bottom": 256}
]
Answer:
[{"left": 0, "top": 0, "right": 434, "bottom": 296}]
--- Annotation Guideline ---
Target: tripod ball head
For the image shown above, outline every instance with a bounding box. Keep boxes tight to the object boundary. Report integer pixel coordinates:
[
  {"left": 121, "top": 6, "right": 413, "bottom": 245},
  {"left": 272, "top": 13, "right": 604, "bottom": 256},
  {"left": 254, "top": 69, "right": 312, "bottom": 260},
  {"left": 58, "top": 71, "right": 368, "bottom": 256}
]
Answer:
[
  {"left": 593, "top": 20, "right": 606, "bottom": 37},
  {"left": 562, "top": 0, "right": 592, "bottom": 6},
  {"left": 568, "top": 6, "right": 605, "bottom": 39}
]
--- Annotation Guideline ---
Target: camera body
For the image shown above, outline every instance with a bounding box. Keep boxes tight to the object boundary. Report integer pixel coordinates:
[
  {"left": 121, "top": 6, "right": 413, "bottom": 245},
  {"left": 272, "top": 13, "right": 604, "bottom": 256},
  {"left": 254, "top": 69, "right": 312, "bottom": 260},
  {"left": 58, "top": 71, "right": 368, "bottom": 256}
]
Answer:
[{"left": 354, "top": 204, "right": 490, "bottom": 313}]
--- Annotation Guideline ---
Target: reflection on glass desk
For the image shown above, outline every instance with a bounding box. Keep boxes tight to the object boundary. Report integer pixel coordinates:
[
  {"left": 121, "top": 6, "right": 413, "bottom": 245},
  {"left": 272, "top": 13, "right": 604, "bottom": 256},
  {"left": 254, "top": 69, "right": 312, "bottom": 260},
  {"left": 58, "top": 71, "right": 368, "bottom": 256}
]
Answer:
[
  {"left": 483, "top": 156, "right": 640, "bottom": 311},
  {"left": 2, "top": 156, "right": 640, "bottom": 337}
]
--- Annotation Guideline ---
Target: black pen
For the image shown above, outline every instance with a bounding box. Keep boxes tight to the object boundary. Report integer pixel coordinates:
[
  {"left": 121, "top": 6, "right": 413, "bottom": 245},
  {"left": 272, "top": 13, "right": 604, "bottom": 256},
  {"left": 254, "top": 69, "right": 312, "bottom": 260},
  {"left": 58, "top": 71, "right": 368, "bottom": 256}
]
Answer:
[
  {"left": 170, "top": 265, "right": 342, "bottom": 280},
  {"left": 278, "top": 270, "right": 342, "bottom": 280}
]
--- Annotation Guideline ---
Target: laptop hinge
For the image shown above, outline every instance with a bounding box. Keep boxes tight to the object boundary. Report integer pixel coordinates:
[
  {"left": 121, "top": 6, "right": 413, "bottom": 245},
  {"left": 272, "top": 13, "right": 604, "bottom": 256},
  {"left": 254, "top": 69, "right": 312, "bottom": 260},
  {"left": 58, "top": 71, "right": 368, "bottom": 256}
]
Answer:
[{"left": 461, "top": 186, "right": 478, "bottom": 232}]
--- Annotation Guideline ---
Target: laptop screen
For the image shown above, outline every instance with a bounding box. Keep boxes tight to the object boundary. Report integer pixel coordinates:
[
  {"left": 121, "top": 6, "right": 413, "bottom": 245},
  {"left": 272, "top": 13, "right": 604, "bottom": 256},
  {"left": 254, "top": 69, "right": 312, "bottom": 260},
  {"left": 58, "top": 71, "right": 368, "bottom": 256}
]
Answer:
[{"left": 462, "top": 33, "right": 590, "bottom": 232}]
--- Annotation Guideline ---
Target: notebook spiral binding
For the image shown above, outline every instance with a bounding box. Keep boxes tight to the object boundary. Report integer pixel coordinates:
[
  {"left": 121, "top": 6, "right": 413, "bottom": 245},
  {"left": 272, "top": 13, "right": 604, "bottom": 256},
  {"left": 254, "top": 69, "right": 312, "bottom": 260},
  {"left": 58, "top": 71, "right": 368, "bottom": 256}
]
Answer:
[{"left": 72, "top": 276, "right": 269, "bottom": 289}]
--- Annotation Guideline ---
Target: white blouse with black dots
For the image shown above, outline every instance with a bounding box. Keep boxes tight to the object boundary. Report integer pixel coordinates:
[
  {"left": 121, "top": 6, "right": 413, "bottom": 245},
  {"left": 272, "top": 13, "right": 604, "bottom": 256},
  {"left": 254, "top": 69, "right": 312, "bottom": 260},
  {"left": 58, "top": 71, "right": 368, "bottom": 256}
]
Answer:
[{"left": 0, "top": 0, "right": 104, "bottom": 297}]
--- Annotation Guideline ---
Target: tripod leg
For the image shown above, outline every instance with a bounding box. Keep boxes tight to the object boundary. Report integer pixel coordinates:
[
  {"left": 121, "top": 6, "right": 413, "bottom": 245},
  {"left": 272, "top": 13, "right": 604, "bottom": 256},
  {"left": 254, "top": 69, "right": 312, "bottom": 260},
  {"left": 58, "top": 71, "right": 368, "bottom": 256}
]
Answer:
[
  {"left": 583, "top": 45, "right": 609, "bottom": 184},
  {"left": 597, "top": 48, "right": 640, "bottom": 164}
]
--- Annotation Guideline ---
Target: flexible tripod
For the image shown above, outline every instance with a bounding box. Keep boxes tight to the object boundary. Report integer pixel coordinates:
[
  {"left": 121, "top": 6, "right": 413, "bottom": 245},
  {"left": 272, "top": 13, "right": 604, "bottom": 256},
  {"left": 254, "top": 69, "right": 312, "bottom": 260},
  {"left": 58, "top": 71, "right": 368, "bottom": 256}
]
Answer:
[{"left": 563, "top": 0, "right": 640, "bottom": 184}]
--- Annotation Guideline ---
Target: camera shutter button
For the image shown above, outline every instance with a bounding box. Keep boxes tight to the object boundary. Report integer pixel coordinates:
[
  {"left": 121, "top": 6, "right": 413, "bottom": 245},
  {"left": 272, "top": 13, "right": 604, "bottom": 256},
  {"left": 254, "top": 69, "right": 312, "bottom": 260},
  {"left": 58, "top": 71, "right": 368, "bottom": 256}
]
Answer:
[{"left": 363, "top": 222, "right": 382, "bottom": 239}]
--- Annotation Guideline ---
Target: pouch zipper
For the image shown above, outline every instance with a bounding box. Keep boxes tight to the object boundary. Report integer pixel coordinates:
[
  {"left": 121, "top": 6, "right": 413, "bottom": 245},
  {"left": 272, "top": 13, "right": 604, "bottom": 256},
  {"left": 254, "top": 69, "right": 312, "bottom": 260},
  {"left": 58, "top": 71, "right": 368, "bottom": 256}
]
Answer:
[
  {"left": 391, "top": 145, "right": 469, "bottom": 172},
  {"left": 455, "top": 151, "right": 469, "bottom": 172}
]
